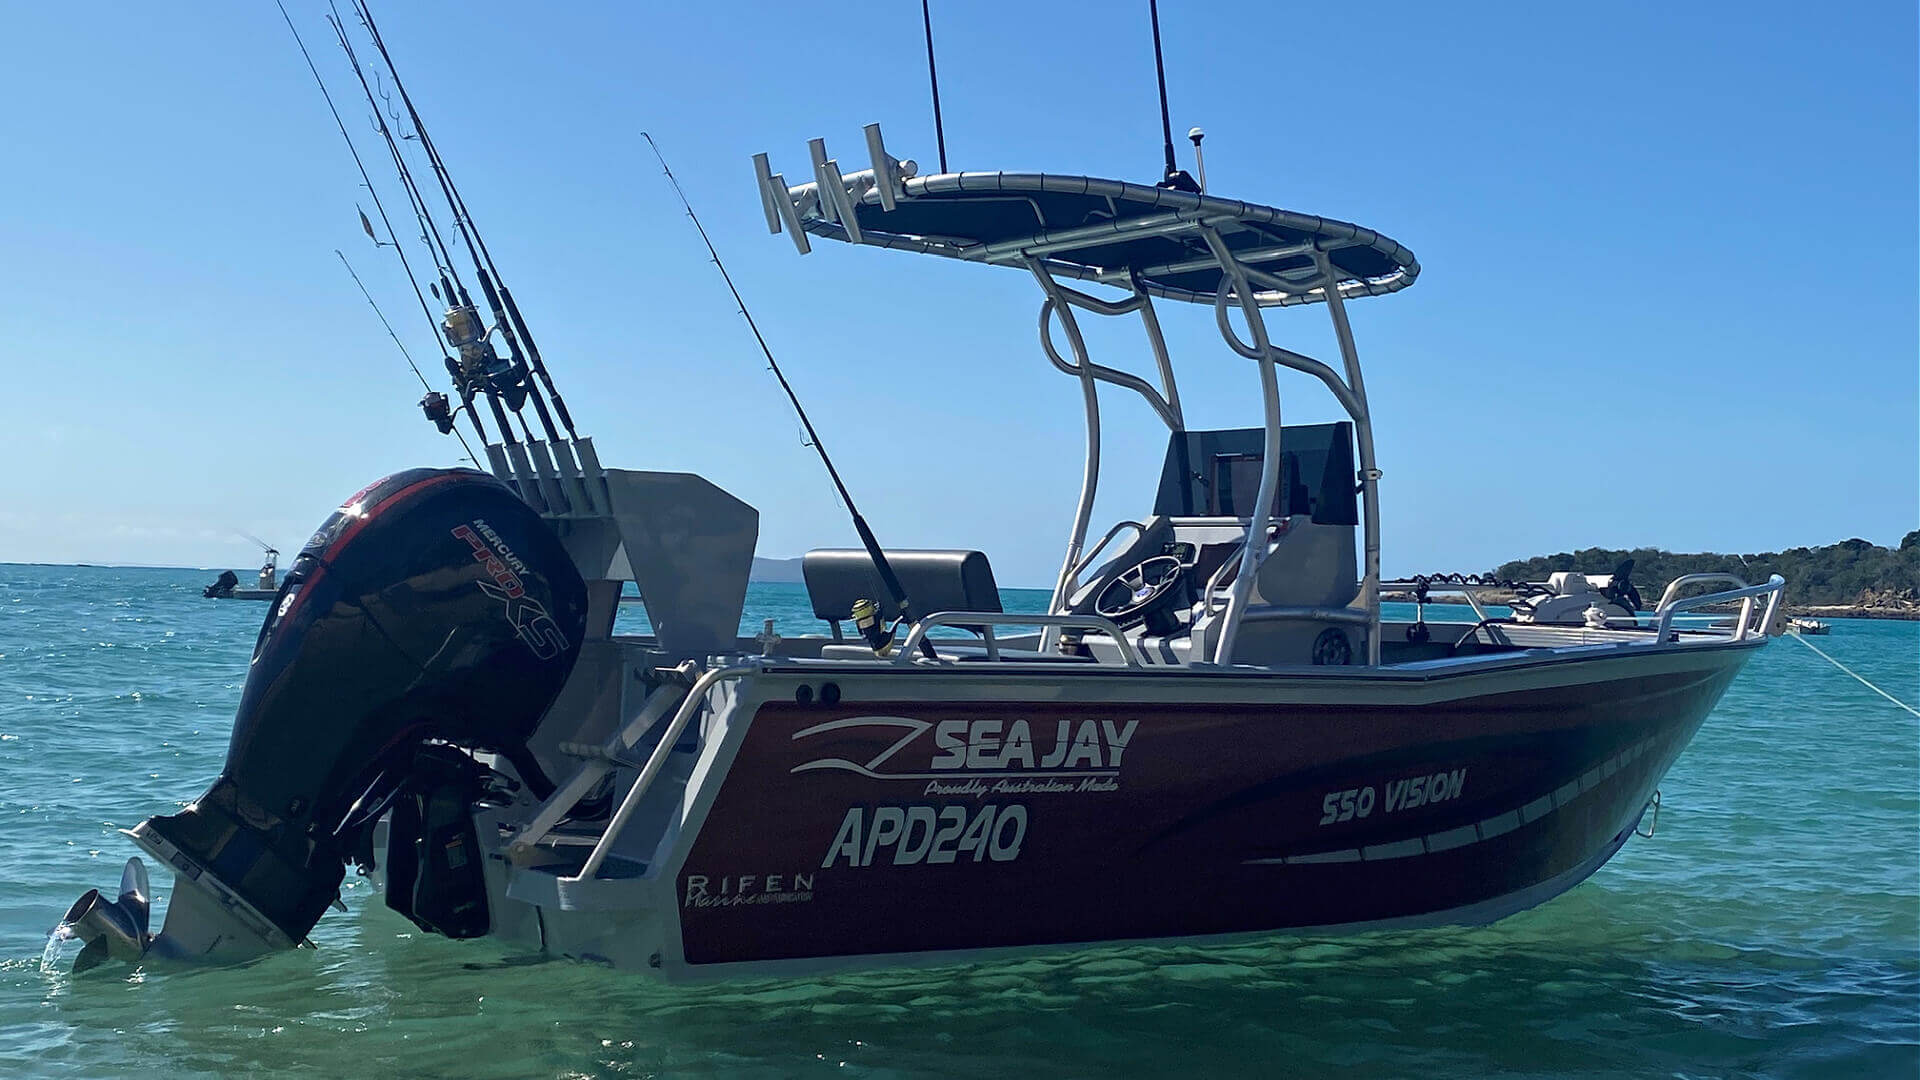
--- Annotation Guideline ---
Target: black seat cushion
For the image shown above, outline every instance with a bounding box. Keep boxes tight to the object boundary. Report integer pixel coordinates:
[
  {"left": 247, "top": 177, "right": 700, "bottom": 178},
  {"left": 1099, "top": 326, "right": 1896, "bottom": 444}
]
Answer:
[{"left": 802, "top": 549, "right": 1002, "bottom": 622}]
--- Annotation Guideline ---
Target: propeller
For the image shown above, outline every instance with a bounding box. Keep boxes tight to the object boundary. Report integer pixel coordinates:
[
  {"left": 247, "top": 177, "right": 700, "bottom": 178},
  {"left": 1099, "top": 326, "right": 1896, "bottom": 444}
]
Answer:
[{"left": 62, "top": 858, "right": 153, "bottom": 973}]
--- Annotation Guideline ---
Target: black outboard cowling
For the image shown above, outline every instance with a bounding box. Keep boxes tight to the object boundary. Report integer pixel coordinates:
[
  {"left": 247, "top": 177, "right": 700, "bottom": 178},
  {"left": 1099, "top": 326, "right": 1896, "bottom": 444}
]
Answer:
[
  {"left": 203, "top": 569, "right": 240, "bottom": 598},
  {"left": 129, "top": 467, "right": 587, "bottom": 958}
]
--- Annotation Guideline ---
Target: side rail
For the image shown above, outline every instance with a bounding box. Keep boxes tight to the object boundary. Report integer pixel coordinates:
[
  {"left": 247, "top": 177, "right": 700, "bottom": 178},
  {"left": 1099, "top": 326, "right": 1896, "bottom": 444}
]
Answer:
[
  {"left": 897, "top": 612, "right": 1145, "bottom": 668},
  {"left": 1651, "top": 574, "right": 1786, "bottom": 643}
]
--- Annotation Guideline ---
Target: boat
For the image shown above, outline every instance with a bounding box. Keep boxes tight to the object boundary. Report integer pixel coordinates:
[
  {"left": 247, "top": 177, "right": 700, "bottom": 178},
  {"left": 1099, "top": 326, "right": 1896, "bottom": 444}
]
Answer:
[
  {"left": 1788, "top": 617, "right": 1831, "bottom": 635},
  {"left": 58, "top": 9, "right": 1786, "bottom": 981},
  {"left": 202, "top": 548, "right": 279, "bottom": 601}
]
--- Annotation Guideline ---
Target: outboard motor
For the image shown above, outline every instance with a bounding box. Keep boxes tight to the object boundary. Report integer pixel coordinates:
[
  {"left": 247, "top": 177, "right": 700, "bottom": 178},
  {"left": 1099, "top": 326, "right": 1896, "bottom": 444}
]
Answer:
[
  {"left": 203, "top": 569, "right": 240, "bottom": 598},
  {"left": 64, "top": 468, "right": 587, "bottom": 968}
]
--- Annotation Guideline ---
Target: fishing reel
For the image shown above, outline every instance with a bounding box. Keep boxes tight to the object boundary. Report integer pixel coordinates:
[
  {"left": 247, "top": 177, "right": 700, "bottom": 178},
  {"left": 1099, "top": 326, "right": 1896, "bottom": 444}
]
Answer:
[
  {"left": 419, "top": 391, "right": 456, "bottom": 434},
  {"left": 442, "top": 304, "right": 526, "bottom": 407},
  {"left": 851, "top": 597, "right": 897, "bottom": 657}
]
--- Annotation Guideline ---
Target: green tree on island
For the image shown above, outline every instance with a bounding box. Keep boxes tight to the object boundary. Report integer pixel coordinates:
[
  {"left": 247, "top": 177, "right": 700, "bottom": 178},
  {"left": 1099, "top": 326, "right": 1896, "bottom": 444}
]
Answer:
[{"left": 1490, "top": 532, "right": 1920, "bottom": 608}]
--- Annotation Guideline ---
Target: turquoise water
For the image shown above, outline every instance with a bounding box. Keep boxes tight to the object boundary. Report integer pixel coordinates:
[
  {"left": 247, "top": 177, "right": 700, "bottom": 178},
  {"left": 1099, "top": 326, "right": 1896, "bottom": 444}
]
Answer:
[{"left": 1, "top": 563, "right": 1914, "bottom": 1078}]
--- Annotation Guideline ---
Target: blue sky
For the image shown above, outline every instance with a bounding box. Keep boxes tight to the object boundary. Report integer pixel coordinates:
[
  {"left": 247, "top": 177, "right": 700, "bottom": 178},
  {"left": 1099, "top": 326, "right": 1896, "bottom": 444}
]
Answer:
[{"left": 0, "top": 1, "right": 1912, "bottom": 586}]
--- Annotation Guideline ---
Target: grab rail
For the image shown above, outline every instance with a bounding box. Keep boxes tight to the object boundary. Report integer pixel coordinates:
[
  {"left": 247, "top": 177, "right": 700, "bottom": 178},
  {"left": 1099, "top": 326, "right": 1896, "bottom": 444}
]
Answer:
[
  {"left": 1061, "top": 520, "right": 1146, "bottom": 601},
  {"left": 568, "top": 663, "right": 756, "bottom": 881},
  {"left": 1375, "top": 574, "right": 1786, "bottom": 646},
  {"left": 896, "top": 611, "right": 1145, "bottom": 668},
  {"left": 1655, "top": 573, "right": 1754, "bottom": 612},
  {"left": 1650, "top": 575, "right": 1784, "bottom": 643}
]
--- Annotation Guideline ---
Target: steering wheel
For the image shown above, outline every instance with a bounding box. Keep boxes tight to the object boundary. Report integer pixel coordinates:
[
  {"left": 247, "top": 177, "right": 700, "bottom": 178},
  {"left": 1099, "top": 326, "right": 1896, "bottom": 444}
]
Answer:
[{"left": 1094, "top": 555, "right": 1187, "bottom": 631}]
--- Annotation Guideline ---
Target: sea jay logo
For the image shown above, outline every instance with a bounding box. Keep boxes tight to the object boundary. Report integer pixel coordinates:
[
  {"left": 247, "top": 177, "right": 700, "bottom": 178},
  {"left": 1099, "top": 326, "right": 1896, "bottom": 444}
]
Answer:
[
  {"left": 790, "top": 715, "right": 1138, "bottom": 795},
  {"left": 452, "top": 521, "right": 567, "bottom": 660}
]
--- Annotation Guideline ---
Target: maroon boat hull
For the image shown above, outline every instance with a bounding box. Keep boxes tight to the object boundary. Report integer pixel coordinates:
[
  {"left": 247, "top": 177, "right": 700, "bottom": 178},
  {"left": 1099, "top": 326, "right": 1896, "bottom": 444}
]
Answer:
[{"left": 675, "top": 647, "right": 1753, "bottom": 966}]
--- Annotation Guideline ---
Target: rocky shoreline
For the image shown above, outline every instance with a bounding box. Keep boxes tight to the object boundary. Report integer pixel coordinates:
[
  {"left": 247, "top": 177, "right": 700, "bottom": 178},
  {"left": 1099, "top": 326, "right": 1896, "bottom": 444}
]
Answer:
[
  {"left": 1380, "top": 589, "right": 1517, "bottom": 607},
  {"left": 1784, "top": 587, "right": 1920, "bottom": 622}
]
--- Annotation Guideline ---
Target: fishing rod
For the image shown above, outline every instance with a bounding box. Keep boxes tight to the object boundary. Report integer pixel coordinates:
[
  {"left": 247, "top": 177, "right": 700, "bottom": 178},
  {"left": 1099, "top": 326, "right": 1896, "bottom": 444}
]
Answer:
[
  {"left": 330, "top": 10, "right": 465, "bottom": 302},
  {"left": 351, "top": 0, "right": 566, "bottom": 442},
  {"left": 642, "top": 133, "right": 936, "bottom": 660},
  {"left": 337, "top": 249, "right": 482, "bottom": 460},
  {"left": 339, "top": 0, "right": 554, "bottom": 447},
  {"left": 354, "top": 0, "right": 580, "bottom": 443},
  {"left": 275, "top": 0, "right": 501, "bottom": 447},
  {"left": 322, "top": 4, "right": 536, "bottom": 447}
]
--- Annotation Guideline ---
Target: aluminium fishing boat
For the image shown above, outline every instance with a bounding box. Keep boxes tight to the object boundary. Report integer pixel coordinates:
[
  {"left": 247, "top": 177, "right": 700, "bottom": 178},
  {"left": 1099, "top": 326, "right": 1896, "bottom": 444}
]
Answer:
[
  {"left": 59, "top": 123, "right": 1784, "bottom": 980},
  {"left": 202, "top": 548, "right": 279, "bottom": 601}
]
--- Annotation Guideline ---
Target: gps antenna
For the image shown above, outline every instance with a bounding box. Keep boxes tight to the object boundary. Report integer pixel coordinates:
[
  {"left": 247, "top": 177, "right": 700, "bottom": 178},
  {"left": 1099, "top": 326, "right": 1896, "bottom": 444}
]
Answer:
[{"left": 642, "top": 134, "right": 937, "bottom": 659}]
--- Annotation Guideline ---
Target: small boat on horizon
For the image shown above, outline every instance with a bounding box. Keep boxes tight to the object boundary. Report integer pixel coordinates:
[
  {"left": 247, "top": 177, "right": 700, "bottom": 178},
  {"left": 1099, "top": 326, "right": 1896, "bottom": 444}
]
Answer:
[{"left": 202, "top": 547, "right": 278, "bottom": 601}]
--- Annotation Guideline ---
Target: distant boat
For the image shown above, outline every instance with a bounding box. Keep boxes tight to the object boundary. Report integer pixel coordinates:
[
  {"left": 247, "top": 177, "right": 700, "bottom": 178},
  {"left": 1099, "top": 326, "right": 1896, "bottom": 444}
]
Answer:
[
  {"left": 203, "top": 548, "right": 278, "bottom": 601},
  {"left": 1788, "top": 617, "right": 1831, "bottom": 635}
]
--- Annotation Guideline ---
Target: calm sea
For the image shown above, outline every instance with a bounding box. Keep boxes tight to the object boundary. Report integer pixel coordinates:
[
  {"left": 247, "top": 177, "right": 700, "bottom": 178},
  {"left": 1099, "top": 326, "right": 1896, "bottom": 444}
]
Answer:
[{"left": 1, "top": 564, "right": 1914, "bottom": 1078}]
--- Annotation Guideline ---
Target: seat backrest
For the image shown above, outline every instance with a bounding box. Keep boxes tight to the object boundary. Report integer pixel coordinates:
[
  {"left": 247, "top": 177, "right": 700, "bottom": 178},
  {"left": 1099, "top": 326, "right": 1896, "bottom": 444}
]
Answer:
[
  {"left": 1250, "top": 520, "right": 1359, "bottom": 609},
  {"left": 803, "top": 549, "right": 1002, "bottom": 623}
]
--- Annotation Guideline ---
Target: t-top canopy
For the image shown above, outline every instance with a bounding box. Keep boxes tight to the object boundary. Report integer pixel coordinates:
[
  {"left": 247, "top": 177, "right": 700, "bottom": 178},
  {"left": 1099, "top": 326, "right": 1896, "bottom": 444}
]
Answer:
[{"left": 755, "top": 128, "right": 1419, "bottom": 308}]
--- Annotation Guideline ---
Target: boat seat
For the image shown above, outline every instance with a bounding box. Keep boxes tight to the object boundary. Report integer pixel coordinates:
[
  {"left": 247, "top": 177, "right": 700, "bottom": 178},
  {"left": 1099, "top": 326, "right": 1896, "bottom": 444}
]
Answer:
[
  {"left": 803, "top": 548, "right": 1002, "bottom": 636},
  {"left": 1251, "top": 520, "right": 1358, "bottom": 610}
]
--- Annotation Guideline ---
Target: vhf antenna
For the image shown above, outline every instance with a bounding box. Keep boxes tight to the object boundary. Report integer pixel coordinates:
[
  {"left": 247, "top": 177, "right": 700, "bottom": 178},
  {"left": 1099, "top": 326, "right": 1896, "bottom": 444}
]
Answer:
[
  {"left": 642, "top": 134, "right": 937, "bottom": 660},
  {"left": 921, "top": 0, "right": 948, "bottom": 174},
  {"left": 1149, "top": 0, "right": 1198, "bottom": 192}
]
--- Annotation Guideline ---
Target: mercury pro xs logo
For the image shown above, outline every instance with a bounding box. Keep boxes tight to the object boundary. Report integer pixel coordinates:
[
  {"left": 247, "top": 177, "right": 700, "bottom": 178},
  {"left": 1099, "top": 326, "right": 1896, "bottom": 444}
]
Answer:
[{"left": 452, "top": 521, "right": 568, "bottom": 660}]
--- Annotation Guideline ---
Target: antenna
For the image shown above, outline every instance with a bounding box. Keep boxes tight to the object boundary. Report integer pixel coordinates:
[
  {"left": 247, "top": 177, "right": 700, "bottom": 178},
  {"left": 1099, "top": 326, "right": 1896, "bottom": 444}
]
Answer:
[
  {"left": 642, "top": 134, "right": 938, "bottom": 659},
  {"left": 1188, "top": 126, "right": 1206, "bottom": 192},
  {"left": 921, "top": 0, "right": 948, "bottom": 173},
  {"left": 1148, "top": 0, "right": 1198, "bottom": 192}
]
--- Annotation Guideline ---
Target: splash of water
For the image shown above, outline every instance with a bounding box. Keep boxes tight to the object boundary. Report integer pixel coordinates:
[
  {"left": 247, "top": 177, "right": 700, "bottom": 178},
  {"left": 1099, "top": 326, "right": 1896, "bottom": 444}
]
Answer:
[{"left": 41, "top": 923, "right": 76, "bottom": 976}]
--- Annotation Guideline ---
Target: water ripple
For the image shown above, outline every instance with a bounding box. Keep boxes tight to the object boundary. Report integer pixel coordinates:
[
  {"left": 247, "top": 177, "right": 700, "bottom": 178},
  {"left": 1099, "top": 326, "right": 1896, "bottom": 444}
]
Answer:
[{"left": 0, "top": 565, "right": 1913, "bottom": 1078}]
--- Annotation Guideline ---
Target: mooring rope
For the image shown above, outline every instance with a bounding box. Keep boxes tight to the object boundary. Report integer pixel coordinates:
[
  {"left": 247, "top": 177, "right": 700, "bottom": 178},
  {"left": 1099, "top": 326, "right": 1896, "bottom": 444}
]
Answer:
[{"left": 1785, "top": 630, "right": 1920, "bottom": 718}]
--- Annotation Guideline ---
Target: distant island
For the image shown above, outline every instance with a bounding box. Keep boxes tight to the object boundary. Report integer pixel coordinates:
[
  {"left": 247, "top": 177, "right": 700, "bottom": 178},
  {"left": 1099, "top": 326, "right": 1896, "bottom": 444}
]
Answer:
[
  {"left": 750, "top": 556, "right": 805, "bottom": 584},
  {"left": 1489, "top": 532, "right": 1920, "bottom": 620},
  {"left": 753, "top": 535, "right": 1920, "bottom": 619}
]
